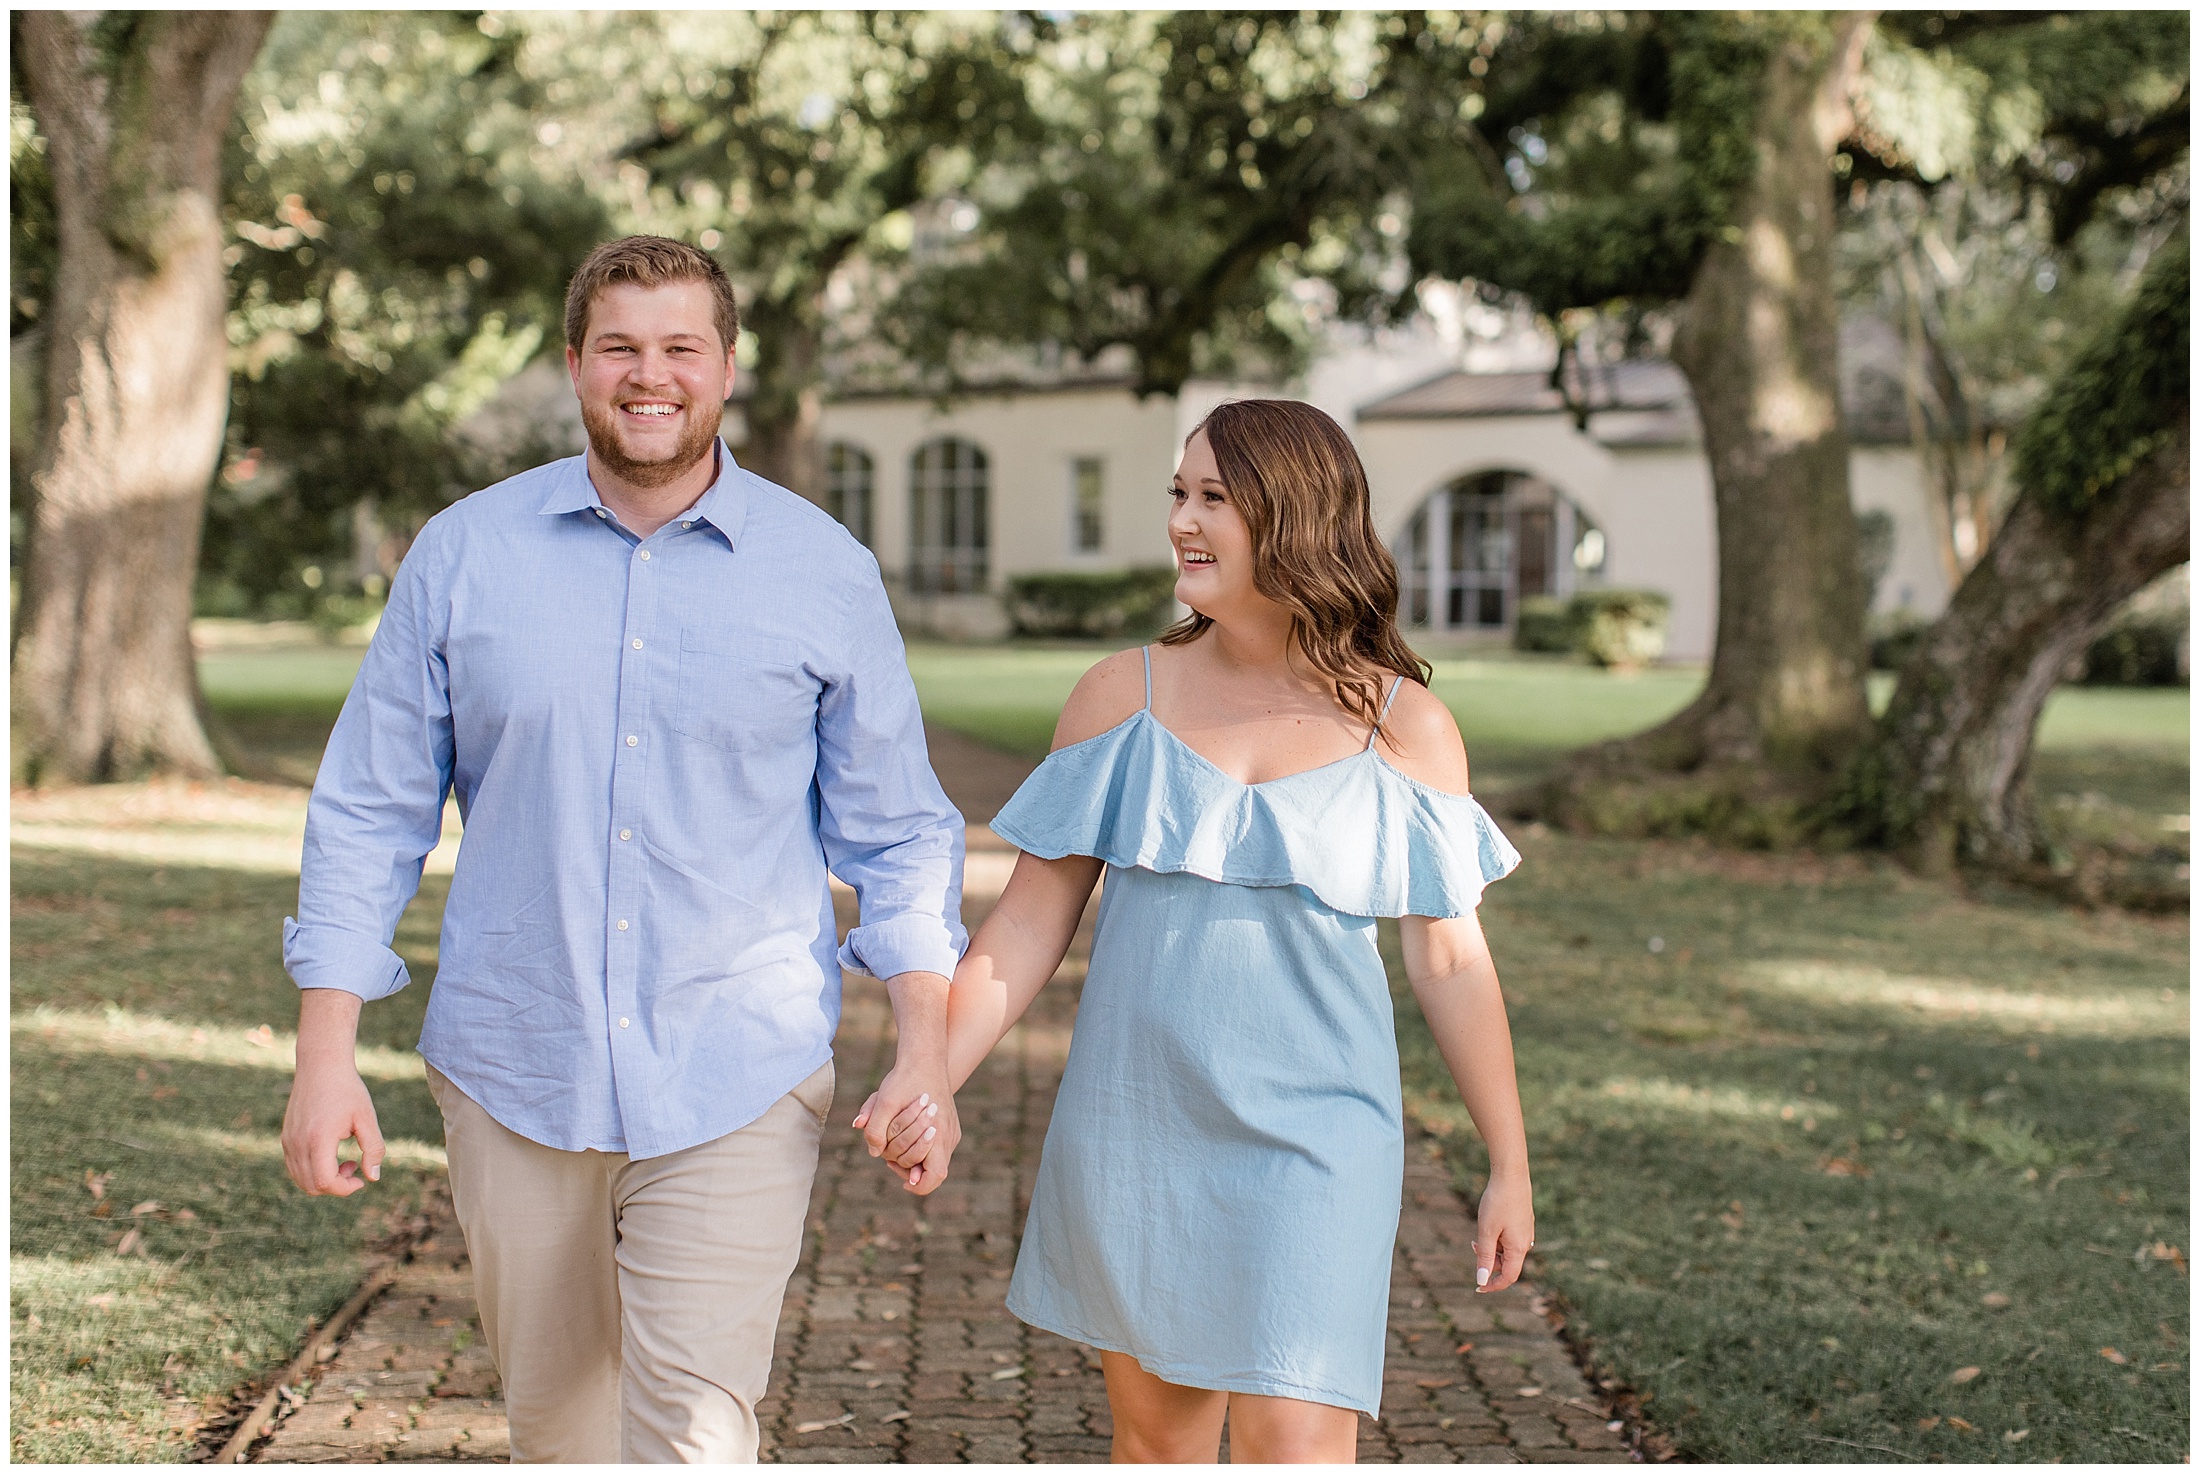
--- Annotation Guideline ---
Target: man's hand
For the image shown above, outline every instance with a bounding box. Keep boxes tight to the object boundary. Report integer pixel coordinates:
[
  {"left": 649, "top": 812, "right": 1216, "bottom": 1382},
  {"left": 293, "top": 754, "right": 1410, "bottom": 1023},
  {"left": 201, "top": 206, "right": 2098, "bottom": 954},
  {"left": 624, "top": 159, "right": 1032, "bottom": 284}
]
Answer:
[
  {"left": 281, "top": 989, "right": 385, "bottom": 1196},
  {"left": 852, "top": 969, "right": 959, "bottom": 1194}
]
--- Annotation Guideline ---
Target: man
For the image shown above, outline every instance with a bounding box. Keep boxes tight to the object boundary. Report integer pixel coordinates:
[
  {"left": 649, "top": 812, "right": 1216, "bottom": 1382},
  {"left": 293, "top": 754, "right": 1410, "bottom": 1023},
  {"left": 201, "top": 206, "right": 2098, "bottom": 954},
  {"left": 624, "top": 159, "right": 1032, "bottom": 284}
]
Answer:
[{"left": 280, "top": 235, "right": 965, "bottom": 1462}]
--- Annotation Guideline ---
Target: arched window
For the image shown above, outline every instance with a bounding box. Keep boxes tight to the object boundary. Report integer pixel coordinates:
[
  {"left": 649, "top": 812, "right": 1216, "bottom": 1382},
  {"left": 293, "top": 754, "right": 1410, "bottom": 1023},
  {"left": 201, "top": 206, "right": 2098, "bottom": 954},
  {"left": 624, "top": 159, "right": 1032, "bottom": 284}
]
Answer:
[
  {"left": 908, "top": 437, "right": 989, "bottom": 594},
  {"left": 1396, "top": 470, "right": 1601, "bottom": 631},
  {"left": 825, "top": 442, "right": 873, "bottom": 547}
]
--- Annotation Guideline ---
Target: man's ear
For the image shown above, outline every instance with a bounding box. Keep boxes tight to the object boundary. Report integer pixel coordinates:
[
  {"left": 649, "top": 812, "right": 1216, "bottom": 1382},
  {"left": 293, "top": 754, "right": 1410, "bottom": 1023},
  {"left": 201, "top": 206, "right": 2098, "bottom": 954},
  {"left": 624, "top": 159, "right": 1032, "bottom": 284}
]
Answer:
[
  {"left": 566, "top": 344, "right": 583, "bottom": 394},
  {"left": 723, "top": 348, "right": 739, "bottom": 402}
]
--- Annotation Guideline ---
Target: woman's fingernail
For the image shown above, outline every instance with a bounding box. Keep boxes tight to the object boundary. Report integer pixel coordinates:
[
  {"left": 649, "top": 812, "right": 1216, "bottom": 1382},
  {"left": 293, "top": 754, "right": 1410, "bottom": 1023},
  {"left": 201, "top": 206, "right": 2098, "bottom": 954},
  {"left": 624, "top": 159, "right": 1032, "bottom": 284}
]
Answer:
[
  {"left": 918, "top": 1093, "right": 930, "bottom": 1106},
  {"left": 926, "top": 1103, "right": 939, "bottom": 1117},
  {"left": 1476, "top": 1266, "right": 1492, "bottom": 1288},
  {"left": 922, "top": 1126, "right": 937, "bottom": 1142}
]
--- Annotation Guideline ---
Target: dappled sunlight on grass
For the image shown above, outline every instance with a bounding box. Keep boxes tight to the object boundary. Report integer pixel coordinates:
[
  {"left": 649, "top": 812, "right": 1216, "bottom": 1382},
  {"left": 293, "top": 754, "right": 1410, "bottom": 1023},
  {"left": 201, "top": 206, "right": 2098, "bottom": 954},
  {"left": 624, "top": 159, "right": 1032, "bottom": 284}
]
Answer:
[
  {"left": 11, "top": 779, "right": 461, "bottom": 876},
  {"left": 1737, "top": 961, "right": 2188, "bottom": 1038},
  {"left": 15, "top": 1004, "right": 425, "bottom": 1080}
]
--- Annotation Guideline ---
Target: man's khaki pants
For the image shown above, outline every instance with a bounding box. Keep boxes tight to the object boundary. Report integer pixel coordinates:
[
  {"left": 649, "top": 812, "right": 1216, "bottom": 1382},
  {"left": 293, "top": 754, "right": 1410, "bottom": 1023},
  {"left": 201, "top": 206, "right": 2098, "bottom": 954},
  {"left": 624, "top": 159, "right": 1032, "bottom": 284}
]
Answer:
[{"left": 426, "top": 1061, "right": 833, "bottom": 1463}]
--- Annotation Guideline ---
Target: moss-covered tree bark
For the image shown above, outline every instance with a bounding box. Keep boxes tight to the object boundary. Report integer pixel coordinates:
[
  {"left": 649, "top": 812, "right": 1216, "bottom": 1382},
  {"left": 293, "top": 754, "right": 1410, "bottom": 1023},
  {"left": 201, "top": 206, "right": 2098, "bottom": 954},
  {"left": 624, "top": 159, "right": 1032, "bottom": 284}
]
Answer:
[
  {"left": 1649, "top": 15, "right": 1876, "bottom": 771},
  {"left": 13, "top": 12, "right": 270, "bottom": 783},
  {"left": 1853, "top": 244, "right": 2189, "bottom": 874}
]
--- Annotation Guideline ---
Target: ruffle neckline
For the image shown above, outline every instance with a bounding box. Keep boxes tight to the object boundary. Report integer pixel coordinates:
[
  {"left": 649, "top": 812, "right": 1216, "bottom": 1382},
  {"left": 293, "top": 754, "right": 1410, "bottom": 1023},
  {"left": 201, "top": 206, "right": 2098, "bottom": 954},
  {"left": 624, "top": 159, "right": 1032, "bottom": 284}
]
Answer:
[{"left": 989, "top": 709, "right": 1520, "bottom": 919}]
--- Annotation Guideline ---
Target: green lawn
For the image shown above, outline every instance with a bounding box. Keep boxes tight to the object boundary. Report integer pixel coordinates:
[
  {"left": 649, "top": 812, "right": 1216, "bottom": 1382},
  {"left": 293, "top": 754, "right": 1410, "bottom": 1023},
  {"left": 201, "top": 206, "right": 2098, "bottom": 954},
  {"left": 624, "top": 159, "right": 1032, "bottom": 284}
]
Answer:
[
  {"left": 1385, "top": 838, "right": 2186, "bottom": 1462},
  {"left": 10, "top": 851, "right": 447, "bottom": 1461}
]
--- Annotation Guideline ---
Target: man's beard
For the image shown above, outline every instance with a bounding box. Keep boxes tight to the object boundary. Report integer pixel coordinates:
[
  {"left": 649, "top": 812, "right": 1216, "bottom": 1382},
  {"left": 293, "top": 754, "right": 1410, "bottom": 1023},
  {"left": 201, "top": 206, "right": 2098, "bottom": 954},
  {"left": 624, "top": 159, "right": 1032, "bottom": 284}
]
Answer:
[{"left": 580, "top": 396, "right": 720, "bottom": 489}]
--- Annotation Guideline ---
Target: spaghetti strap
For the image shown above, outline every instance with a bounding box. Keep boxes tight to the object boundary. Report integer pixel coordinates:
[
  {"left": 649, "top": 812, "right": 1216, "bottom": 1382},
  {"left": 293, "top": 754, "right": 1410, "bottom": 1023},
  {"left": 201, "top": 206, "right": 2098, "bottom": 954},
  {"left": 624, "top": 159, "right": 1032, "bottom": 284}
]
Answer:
[
  {"left": 1366, "top": 675, "right": 1405, "bottom": 750},
  {"left": 1141, "top": 645, "right": 1154, "bottom": 711}
]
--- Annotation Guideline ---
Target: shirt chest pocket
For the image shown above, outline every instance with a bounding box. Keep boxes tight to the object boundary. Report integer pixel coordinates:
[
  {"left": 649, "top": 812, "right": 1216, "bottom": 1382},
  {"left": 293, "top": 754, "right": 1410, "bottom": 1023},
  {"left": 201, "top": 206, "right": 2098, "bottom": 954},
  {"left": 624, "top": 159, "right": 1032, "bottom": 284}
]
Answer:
[{"left": 670, "top": 630, "right": 820, "bottom": 755}]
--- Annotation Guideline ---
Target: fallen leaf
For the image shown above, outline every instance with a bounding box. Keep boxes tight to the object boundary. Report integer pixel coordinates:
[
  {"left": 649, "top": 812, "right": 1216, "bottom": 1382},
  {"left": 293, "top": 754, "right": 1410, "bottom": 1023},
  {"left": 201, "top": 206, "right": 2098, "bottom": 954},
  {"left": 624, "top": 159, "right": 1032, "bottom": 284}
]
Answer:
[
  {"left": 848, "top": 1359, "right": 877, "bottom": 1372},
  {"left": 151, "top": 1086, "right": 178, "bottom": 1101},
  {"left": 990, "top": 1367, "right": 1024, "bottom": 1380},
  {"left": 792, "top": 1414, "right": 854, "bottom": 1434},
  {"left": 2148, "top": 1242, "right": 2187, "bottom": 1274},
  {"left": 1454, "top": 1342, "right": 1475, "bottom": 1354},
  {"left": 84, "top": 1170, "right": 113, "bottom": 1202},
  {"left": 245, "top": 1025, "right": 277, "bottom": 1048},
  {"left": 2100, "top": 1347, "right": 2128, "bottom": 1365},
  {"left": 91, "top": 1201, "right": 114, "bottom": 1218},
  {"left": 86, "top": 1294, "right": 115, "bottom": 1310},
  {"left": 1980, "top": 1292, "right": 2011, "bottom": 1308},
  {"left": 2004, "top": 1429, "right": 2030, "bottom": 1443},
  {"left": 1951, "top": 1366, "right": 1981, "bottom": 1384},
  {"left": 130, "top": 1200, "right": 162, "bottom": 1217},
  {"left": 174, "top": 1208, "right": 196, "bottom": 1223},
  {"left": 431, "top": 1318, "right": 454, "bottom": 1328},
  {"left": 1515, "top": 1386, "right": 1544, "bottom": 1398},
  {"left": 1946, "top": 1416, "right": 1976, "bottom": 1432},
  {"left": 880, "top": 1410, "right": 911, "bottom": 1424},
  {"left": 1415, "top": 1378, "right": 1455, "bottom": 1390},
  {"left": 1916, "top": 1417, "right": 1941, "bottom": 1431},
  {"left": 115, "top": 1227, "right": 142, "bottom": 1256},
  {"left": 1822, "top": 1158, "right": 1870, "bottom": 1179}
]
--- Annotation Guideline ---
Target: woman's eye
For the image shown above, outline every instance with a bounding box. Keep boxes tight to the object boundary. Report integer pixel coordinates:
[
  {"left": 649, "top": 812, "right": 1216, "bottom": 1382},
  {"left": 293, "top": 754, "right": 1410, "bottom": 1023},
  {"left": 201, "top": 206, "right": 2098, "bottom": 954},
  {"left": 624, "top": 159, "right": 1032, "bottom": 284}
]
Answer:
[{"left": 1166, "top": 486, "right": 1186, "bottom": 500}]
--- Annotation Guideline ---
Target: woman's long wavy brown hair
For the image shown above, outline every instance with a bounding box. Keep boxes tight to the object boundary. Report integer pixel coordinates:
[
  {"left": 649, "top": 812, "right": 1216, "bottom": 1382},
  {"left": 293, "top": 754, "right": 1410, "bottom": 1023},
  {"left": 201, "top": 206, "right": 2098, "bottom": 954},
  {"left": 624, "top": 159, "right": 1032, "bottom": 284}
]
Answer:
[{"left": 1160, "top": 398, "right": 1430, "bottom": 732}]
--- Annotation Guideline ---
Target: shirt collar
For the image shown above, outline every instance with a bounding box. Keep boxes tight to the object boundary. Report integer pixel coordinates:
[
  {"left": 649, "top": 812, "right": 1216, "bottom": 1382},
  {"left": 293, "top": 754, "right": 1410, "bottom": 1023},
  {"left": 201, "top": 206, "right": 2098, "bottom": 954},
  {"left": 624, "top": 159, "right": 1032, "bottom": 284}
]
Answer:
[{"left": 536, "top": 439, "right": 750, "bottom": 549}]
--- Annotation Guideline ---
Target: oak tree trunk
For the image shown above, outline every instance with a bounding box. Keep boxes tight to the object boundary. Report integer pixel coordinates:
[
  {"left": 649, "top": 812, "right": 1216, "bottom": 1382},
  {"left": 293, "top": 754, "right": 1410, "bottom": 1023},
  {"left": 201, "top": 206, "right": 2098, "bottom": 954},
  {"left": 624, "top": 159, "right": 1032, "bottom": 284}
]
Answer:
[
  {"left": 1635, "top": 15, "right": 1877, "bottom": 773},
  {"left": 1869, "top": 425, "right": 2188, "bottom": 875},
  {"left": 732, "top": 300, "right": 827, "bottom": 507},
  {"left": 13, "top": 11, "right": 271, "bottom": 784}
]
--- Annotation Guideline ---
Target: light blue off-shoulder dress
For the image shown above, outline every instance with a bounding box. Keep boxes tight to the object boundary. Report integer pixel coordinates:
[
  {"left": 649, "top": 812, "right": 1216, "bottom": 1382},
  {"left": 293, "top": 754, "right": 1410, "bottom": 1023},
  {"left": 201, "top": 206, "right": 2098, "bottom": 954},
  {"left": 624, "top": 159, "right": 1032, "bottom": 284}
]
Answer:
[{"left": 989, "top": 648, "right": 1521, "bottom": 1416}]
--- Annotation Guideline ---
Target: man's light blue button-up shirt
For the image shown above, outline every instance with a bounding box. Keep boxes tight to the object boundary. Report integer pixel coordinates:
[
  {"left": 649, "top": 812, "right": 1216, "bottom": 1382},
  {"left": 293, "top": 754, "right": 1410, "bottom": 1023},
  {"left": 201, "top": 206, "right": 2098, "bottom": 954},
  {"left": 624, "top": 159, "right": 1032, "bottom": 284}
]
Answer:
[{"left": 283, "top": 444, "right": 967, "bottom": 1159}]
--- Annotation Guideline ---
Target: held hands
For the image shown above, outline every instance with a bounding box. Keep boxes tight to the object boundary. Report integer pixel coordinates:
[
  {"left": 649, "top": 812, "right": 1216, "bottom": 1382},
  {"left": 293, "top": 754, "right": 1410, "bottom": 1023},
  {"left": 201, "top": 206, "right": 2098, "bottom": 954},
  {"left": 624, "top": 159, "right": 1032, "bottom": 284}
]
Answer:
[
  {"left": 1471, "top": 1171, "right": 1535, "bottom": 1293},
  {"left": 281, "top": 1061, "right": 385, "bottom": 1196},
  {"left": 852, "top": 1068, "right": 960, "bottom": 1195}
]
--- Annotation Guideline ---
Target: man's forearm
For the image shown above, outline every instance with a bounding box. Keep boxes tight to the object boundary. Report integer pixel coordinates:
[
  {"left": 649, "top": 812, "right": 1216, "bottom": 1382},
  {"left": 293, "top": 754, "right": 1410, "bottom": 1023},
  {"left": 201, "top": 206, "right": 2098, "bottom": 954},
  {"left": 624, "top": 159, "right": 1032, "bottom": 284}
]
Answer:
[
  {"left": 296, "top": 987, "right": 365, "bottom": 1071},
  {"left": 883, "top": 971, "right": 952, "bottom": 1070}
]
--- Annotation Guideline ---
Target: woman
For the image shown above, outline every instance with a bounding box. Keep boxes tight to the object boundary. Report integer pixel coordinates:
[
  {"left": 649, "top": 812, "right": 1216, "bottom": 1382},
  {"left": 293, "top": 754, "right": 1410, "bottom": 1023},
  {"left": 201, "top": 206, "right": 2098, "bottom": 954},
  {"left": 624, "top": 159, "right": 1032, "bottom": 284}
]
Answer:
[{"left": 859, "top": 399, "right": 1533, "bottom": 1462}]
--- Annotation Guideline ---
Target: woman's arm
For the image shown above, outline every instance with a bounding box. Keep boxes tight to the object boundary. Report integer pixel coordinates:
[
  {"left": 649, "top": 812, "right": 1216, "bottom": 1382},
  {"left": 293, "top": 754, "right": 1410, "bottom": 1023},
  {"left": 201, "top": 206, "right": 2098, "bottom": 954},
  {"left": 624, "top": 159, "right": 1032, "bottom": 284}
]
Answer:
[
  {"left": 854, "top": 649, "right": 1143, "bottom": 1187},
  {"left": 1402, "top": 908, "right": 1534, "bottom": 1293},
  {"left": 860, "top": 853, "right": 1100, "bottom": 1182}
]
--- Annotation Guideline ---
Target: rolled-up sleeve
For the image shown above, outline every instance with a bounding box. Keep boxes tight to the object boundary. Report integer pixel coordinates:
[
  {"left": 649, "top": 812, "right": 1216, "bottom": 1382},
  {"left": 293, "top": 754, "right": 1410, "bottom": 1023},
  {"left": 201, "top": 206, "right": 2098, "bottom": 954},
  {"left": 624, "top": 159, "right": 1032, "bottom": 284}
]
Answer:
[
  {"left": 815, "top": 569, "right": 967, "bottom": 980},
  {"left": 282, "top": 527, "right": 456, "bottom": 1001}
]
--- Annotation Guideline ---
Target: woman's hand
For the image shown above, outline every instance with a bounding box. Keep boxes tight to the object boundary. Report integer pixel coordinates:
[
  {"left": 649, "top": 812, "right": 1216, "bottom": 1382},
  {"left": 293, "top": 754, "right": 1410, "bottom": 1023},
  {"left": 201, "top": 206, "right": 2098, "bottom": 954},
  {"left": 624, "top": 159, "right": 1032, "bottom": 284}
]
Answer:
[
  {"left": 852, "top": 1085, "right": 959, "bottom": 1194},
  {"left": 1472, "top": 1171, "right": 1535, "bottom": 1293}
]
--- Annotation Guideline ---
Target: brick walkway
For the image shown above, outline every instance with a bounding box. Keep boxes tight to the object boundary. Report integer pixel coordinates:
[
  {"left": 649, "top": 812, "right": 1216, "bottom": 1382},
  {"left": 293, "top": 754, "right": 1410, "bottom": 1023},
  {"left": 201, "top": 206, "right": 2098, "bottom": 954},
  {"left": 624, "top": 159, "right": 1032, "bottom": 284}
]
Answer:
[{"left": 249, "top": 726, "right": 1628, "bottom": 1463}]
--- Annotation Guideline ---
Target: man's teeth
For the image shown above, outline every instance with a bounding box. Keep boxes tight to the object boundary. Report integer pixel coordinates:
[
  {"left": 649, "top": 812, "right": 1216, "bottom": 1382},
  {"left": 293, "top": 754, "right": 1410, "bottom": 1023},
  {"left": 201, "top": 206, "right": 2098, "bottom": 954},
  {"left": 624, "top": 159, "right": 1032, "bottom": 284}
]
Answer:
[{"left": 625, "top": 403, "right": 679, "bottom": 416}]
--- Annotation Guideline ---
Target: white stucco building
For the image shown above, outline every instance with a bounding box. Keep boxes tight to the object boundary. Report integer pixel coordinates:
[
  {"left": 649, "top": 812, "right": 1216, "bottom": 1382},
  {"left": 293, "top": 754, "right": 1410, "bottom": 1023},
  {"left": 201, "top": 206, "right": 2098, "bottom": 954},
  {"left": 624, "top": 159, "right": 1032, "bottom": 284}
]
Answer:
[{"left": 805, "top": 346, "right": 1951, "bottom": 661}]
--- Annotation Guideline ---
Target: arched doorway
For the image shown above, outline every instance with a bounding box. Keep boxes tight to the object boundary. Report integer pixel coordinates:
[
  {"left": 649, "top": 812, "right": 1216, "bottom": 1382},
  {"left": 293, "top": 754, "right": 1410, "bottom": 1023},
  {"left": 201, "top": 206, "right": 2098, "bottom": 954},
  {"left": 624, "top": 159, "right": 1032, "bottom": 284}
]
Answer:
[
  {"left": 908, "top": 437, "right": 989, "bottom": 594},
  {"left": 1395, "top": 470, "right": 1604, "bottom": 632},
  {"left": 825, "top": 441, "right": 873, "bottom": 547}
]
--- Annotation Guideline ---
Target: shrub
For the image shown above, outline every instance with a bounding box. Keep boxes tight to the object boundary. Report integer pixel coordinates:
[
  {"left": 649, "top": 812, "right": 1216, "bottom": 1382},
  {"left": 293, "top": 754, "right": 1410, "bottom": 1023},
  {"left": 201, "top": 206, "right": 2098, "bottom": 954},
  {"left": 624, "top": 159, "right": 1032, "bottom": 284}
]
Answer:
[
  {"left": 1572, "top": 588, "right": 1670, "bottom": 670},
  {"left": 1005, "top": 566, "right": 1179, "bottom": 638},
  {"left": 1514, "top": 596, "right": 1575, "bottom": 654},
  {"left": 1869, "top": 610, "right": 1932, "bottom": 672},
  {"left": 2081, "top": 610, "right": 2189, "bottom": 686}
]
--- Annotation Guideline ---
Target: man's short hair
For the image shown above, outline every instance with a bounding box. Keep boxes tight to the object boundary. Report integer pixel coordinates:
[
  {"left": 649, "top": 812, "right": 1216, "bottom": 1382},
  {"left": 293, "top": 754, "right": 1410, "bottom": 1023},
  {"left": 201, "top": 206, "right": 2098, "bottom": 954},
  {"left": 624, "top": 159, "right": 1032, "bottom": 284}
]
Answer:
[{"left": 564, "top": 236, "right": 741, "bottom": 353}]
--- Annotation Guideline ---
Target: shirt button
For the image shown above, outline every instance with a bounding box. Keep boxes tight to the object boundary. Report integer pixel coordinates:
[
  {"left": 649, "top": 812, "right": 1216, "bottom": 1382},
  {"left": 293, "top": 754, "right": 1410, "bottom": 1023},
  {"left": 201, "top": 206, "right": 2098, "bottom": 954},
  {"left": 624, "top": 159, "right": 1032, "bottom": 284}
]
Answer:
[
  {"left": 595, "top": 508, "right": 607, "bottom": 518},
  {"left": 620, "top": 1017, "right": 630, "bottom": 1029},
  {"left": 625, "top": 734, "right": 638, "bottom": 747},
  {"left": 617, "top": 919, "right": 630, "bottom": 931},
  {"left": 638, "top": 550, "right": 651, "bottom": 561},
  {"left": 632, "top": 638, "right": 643, "bottom": 649},
  {"left": 681, "top": 520, "right": 693, "bottom": 529},
  {"left": 619, "top": 828, "right": 632, "bottom": 841}
]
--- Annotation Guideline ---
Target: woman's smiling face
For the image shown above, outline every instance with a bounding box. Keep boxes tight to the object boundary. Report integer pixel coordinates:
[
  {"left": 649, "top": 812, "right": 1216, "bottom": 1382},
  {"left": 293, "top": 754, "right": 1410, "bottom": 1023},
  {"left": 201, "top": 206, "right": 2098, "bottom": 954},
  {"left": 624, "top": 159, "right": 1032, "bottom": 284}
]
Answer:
[{"left": 1168, "top": 428, "right": 1260, "bottom": 619}]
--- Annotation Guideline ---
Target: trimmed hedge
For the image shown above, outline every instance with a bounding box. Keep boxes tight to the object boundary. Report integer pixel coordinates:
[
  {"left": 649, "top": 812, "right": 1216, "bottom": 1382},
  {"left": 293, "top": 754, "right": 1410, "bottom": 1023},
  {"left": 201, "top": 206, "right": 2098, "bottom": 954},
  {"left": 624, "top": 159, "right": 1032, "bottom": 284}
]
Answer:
[
  {"left": 1513, "top": 588, "right": 1672, "bottom": 669},
  {"left": 2082, "top": 610, "right": 2189, "bottom": 686},
  {"left": 1005, "top": 566, "right": 1179, "bottom": 638}
]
